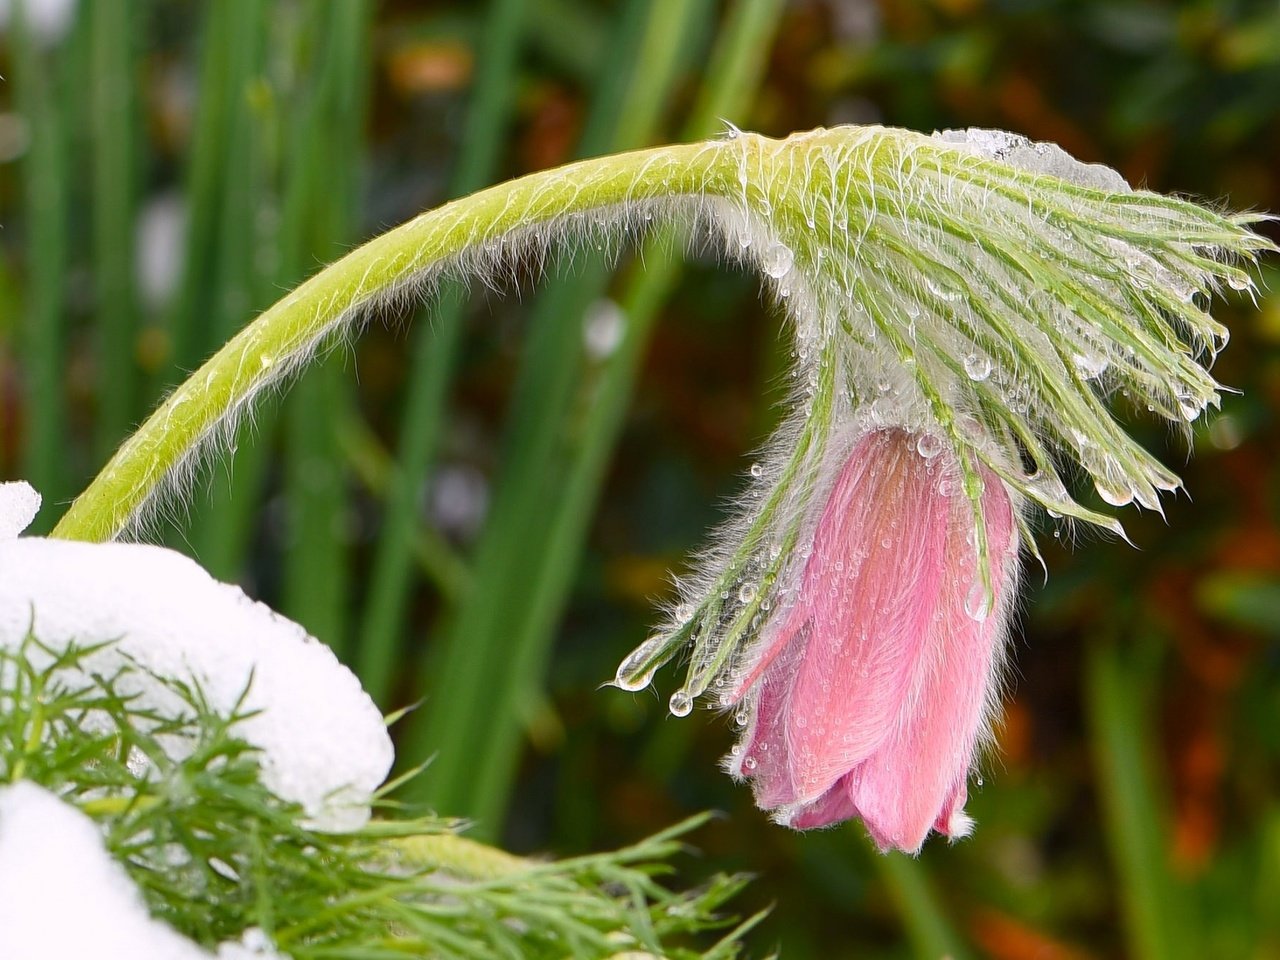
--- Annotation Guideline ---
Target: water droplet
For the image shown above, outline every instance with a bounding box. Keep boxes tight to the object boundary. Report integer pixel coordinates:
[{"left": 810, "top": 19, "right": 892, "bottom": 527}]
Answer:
[
  {"left": 976, "top": 775, "right": 985, "bottom": 787},
  {"left": 615, "top": 641, "right": 663, "bottom": 691},
  {"left": 880, "top": 536, "right": 892, "bottom": 549},
  {"left": 963, "top": 353, "right": 992, "bottom": 381},
  {"left": 760, "top": 241, "right": 795, "bottom": 279},
  {"left": 925, "top": 277, "right": 962, "bottom": 302},
  {"left": 1094, "top": 472, "right": 1135, "bottom": 507},
  {"left": 916, "top": 434, "right": 943, "bottom": 459},
  {"left": 1176, "top": 392, "right": 1205, "bottom": 421},
  {"left": 615, "top": 662, "right": 658, "bottom": 691},
  {"left": 1227, "top": 273, "right": 1251, "bottom": 291},
  {"left": 738, "top": 583, "right": 757, "bottom": 604},
  {"left": 965, "top": 581, "right": 992, "bottom": 622},
  {"left": 723, "top": 121, "right": 741, "bottom": 140},
  {"left": 668, "top": 691, "right": 693, "bottom": 717},
  {"left": 209, "top": 858, "right": 240, "bottom": 882},
  {"left": 1073, "top": 352, "right": 1109, "bottom": 380},
  {"left": 742, "top": 756, "right": 758, "bottom": 771},
  {"left": 749, "top": 462, "right": 763, "bottom": 478}
]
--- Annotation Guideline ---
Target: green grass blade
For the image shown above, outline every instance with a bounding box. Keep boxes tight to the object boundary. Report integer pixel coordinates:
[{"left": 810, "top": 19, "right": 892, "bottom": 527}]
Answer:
[
  {"left": 89, "top": 0, "right": 141, "bottom": 462},
  {"left": 1086, "top": 638, "right": 1191, "bottom": 960},
  {"left": 339, "top": 414, "right": 472, "bottom": 603},
  {"left": 277, "top": 0, "right": 374, "bottom": 654},
  {"left": 167, "top": 0, "right": 274, "bottom": 576},
  {"left": 10, "top": 1, "right": 72, "bottom": 528},
  {"left": 876, "top": 851, "right": 974, "bottom": 960},
  {"left": 166, "top": 1, "right": 255, "bottom": 379},
  {"left": 356, "top": 0, "right": 532, "bottom": 704}
]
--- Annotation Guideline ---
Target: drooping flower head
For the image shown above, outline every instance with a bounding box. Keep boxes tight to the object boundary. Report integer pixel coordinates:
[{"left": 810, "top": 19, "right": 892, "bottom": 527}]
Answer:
[
  {"left": 723, "top": 427, "right": 1018, "bottom": 852},
  {"left": 614, "top": 126, "right": 1273, "bottom": 851}
]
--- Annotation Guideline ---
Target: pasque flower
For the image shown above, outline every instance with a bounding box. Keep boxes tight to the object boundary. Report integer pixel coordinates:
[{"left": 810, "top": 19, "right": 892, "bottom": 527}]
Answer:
[
  {"left": 723, "top": 428, "right": 1018, "bottom": 853},
  {"left": 614, "top": 126, "right": 1272, "bottom": 852}
]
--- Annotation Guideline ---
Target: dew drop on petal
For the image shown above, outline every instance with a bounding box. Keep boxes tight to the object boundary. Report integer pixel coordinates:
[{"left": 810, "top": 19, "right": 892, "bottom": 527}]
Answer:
[
  {"left": 916, "top": 434, "right": 943, "bottom": 459},
  {"left": 965, "top": 581, "right": 992, "bottom": 622},
  {"left": 668, "top": 690, "right": 693, "bottom": 717}
]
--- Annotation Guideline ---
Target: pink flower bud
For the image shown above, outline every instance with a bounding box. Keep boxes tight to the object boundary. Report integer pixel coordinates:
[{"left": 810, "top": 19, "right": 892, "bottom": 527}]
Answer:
[{"left": 724, "top": 428, "right": 1019, "bottom": 854}]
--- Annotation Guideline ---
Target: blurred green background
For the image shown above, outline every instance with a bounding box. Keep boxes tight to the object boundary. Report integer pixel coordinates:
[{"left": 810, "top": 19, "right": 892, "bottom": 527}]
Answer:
[{"left": 2, "top": 1, "right": 1279, "bottom": 957}]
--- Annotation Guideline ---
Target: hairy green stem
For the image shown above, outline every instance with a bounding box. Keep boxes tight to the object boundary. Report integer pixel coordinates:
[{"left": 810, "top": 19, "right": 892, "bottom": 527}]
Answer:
[{"left": 52, "top": 137, "right": 750, "bottom": 542}]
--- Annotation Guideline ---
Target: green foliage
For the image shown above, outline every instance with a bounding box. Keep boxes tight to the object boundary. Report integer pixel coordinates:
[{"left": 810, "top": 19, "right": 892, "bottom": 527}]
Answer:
[{"left": 0, "top": 637, "right": 757, "bottom": 959}]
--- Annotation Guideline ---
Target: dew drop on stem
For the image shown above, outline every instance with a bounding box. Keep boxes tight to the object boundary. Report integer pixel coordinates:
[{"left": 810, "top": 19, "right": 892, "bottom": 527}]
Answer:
[
  {"left": 964, "top": 353, "right": 992, "bottom": 381},
  {"left": 761, "top": 241, "right": 794, "bottom": 279}
]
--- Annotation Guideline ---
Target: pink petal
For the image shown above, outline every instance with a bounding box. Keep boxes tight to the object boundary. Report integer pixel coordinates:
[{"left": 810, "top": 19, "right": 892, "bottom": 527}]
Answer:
[
  {"left": 782, "top": 778, "right": 858, "bottom": 830},
  {"left": 846, "top": 466, "right": 1017, "bottom": 853},
  {"left": 726, "top": 626, "right": 807, "bottom": 805},
  {"left": 733, "top": 430, "right": 953, "bottom": 805},
  {"left": 727, "top": 427, "right": 1021, "bottom": 853},
  {"left": 782, "top": 431, "right": 953, "bottom": 802}
]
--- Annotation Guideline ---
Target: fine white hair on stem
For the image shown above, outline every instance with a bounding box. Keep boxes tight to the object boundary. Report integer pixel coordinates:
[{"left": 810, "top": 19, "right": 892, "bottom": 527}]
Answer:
[
  {"left": 56, "top": 126, "right": 1273, "bottom": 591},
  {"left": 115, "top": 196, "right": 709, "bottom": 542}
]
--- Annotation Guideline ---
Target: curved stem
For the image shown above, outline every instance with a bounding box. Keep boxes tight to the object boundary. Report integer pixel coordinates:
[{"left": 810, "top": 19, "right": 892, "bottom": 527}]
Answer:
[{"left": 51, "top": 138, "right": 747, "bottom": 542}]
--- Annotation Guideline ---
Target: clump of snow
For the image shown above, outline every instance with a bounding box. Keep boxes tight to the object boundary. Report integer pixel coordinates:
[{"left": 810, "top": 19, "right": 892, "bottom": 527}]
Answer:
[
  {"left": 0, "top": 487, "right": 393, "bottom": 831},
  {"left": 933, "top": 127, "right": 1131, "bottom": 192},
  {"left": 0, "top": 781, "right": 209, "bottom": 960},
  {"left": 0, "top": 482, "right": 40, "bottom": 540}
]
